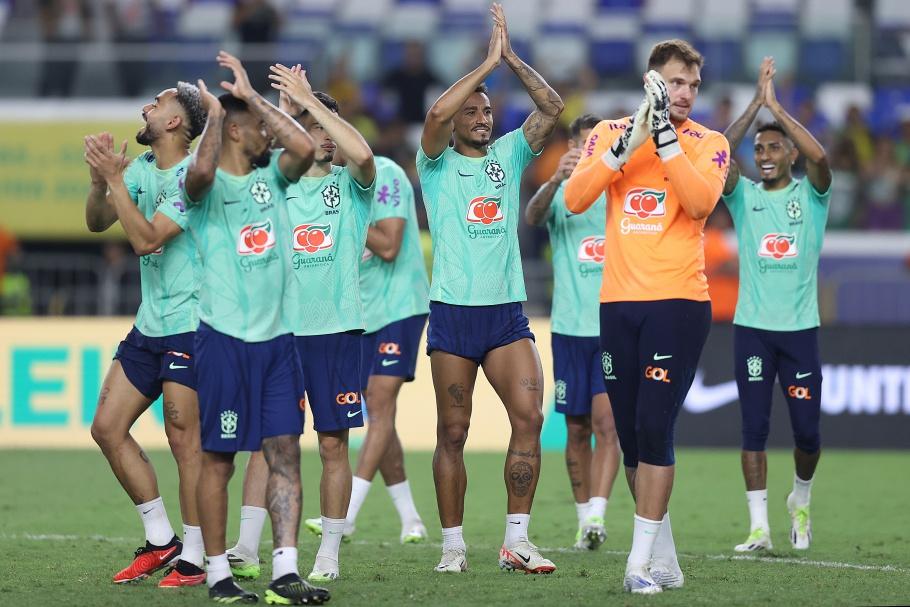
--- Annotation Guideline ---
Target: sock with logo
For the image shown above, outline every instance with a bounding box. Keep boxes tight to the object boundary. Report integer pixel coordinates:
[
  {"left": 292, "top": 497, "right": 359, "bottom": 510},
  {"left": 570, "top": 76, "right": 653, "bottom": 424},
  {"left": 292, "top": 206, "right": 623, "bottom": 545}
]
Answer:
[
  {"left": 651, "top": 512, "right": 680, "bottom": 569},
  {"left": 205, "top": 553, "right": 231, "bottom": 588},
  {"left": 441, "top": 526, "right": 466, "bottom": 552},
  {"left": 746, "top": 489, "right": 769, "bottom": 532},
  {"left": 272, "top": 546, "right": 299, "bottom": 580},
  {"left": 235, "top": 505, "right": 267, "bottom": 559},
  {"left": 504, "top": 513, "right": 530, "bottom": 546},
  {"left": 627, "top": 514, "right": 661, "bottom": 570},
  {"left": 136, "top": 496, "right": 175, "bottom": 546},
  {"left": 314, "top": 517, "right": 345, "bottom": 573},
  {"left": 345, "top": 477, "right": 371, "bottom": 532},
  {"left": 575, "top": 501, "right": 591, "bottom": 527},
  {"left": 792, "top": 474, "right": 813, "bottom": 507},
  {"left": 386, "top": 480, "right": 421, "bottom": 527},
  {"left": 588, "top": 496, "right": 608, "bottom": 520},
  {"left": 179, "top": 524, "right": 205, "bottom": 567}
]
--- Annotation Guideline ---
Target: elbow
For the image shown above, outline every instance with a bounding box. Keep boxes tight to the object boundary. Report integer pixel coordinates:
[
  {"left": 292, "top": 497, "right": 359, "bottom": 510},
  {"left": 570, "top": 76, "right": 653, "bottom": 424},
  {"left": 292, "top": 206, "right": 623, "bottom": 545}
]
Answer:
[
  {"left": 549, "top": 97, "right": 566, "bottom": 118},
  {"left": 132, "top": 240, "right": 160, "bottom": 256},
  {"left": 686, "top": 203, "right": 713, "bottom": 221},
  {"left": 427, "top": 105, "right": 447, "bottom": 125},
  {"left": 377, "top": 243, "right": 401, "bottom": 262},
  {"left": 86, "top": 220, "right": 106, "bottom": 233},
  {"left": 353, "top": 150, "right": 375, "bottom": 174}
]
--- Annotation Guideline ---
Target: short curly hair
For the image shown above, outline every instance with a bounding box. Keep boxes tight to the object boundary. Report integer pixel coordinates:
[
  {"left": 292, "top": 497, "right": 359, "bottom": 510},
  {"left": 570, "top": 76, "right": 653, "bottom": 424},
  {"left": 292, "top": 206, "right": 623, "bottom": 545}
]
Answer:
[{"left": 175, "top": 81, "right": 207, "bottom": 140}]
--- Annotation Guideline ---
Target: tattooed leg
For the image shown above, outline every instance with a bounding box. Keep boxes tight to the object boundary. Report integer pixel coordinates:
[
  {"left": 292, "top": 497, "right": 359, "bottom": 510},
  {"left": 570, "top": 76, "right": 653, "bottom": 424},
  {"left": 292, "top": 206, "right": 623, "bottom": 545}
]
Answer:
[
  {"left": 261, "top": 434, "right": 302, "bottom": 548},
  {"left": 163, "top": 381, "right": 202, "bottom": 526},
  {"left": 565, "top": 415, "right": 593, "bottom": 504}
]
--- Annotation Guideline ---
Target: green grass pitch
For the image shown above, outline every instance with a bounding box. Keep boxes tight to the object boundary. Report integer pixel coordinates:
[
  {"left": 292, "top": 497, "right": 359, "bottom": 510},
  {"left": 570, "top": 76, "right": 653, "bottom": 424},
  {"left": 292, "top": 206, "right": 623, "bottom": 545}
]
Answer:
[{"left": 1, "top": 448, "right": 908, "bottom": 606}]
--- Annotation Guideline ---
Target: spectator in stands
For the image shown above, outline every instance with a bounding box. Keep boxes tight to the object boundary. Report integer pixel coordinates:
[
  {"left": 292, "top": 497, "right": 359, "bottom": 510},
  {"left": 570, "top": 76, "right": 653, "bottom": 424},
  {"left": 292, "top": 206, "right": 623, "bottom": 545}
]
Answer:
[
  {"left": 232, "top": 0, "right": 279, "bottom": 93},
  {"left": 894, "top": 113, "right": 910, "bottom": 166},
  {"left": 860, "top": 136, "right": 905, "bottom": 230},
  {"left": 97, "top": 241, "right": 131, "bottom": 315},
  {"left": 827, "top": 139, "right": 861, "bottom": 229},
  {"left": 37, "top": 0, "right": 93, "bottom": 97},
  {"left": 382, "top": 41, "right": 440, "bottom": 124},
  {"left": 840, "top": 105, "right": 874, "bottom": 166},
  {"left": 104, "top": 0, "right": 159, "bottom": 97},
  {"left": 796, "top": 98, "right": 830, "bottom": 147}
]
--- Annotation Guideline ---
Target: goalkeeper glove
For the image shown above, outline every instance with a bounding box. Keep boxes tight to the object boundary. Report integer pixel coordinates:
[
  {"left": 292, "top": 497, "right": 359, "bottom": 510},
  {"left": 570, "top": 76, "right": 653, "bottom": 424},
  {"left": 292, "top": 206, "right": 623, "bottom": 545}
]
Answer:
[
  {"left": 601, "top": 98, "right": 650, "bottom": 171},
  {"left": 644, "top": 70, "right": 682, "bottom": 160}
]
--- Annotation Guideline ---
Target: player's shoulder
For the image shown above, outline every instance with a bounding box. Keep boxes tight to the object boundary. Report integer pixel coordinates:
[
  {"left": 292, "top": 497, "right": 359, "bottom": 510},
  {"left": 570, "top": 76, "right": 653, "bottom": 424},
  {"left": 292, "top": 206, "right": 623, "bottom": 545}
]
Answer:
[
  {"left": 679, "top": 119, "right": 727, "bottom": 147},
  {"left": 128, "top": 150, "right": 156, "bottom": 171}
]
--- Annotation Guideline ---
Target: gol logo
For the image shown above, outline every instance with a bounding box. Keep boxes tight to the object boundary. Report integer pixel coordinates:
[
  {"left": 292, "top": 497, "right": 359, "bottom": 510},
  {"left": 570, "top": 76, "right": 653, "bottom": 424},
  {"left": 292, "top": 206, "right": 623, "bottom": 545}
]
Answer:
[
  {"left": 466, "top": 196, "right": 503, "bottom": 225},
  {"left": 623, "top": 188, "right": 666, "bottom": 219},
  {"left": 378, "top": 342, "right": 401, "bottom": 355},
  {"left": 577, "top": 236, "right": 605, "bottom": 263},
  {"left": 293, "top": 224, "right": 334, "bottom": 253},
  {"left": 237, "top": 220, "right": 276, "bottom": 255},
  {"left": 759, "top": 233, "right": 798, "bottom": 260},
  {"left": 336, "top": 391, "right": 361, "bottom": 405},
  {"left": 645, "top": 366, "right": 671, "bottom": 383},
  {"left": 788, "top": 385, "right": 812, "bottom": 400}
]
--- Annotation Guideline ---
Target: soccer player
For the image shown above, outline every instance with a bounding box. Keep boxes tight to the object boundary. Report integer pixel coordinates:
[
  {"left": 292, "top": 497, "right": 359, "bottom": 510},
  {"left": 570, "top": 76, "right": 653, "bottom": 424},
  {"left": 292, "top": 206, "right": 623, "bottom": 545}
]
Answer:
[
  {"left": 83, "top": 83, "right": 208, "bottom": 587},
  {"left": 304, "top": 153, "right": 430, "bottom": 545},
  {"left": 524, "top": 113, "right": 620, "bottom": 551},
  {"left": 160, "top": 52, "right": 327, "bottom": 605},
  {"left": 722, "top": 57, "right": 831, "bottom": 552},
  {"left": 418, "top": 4, "right": 563, "bottom": 574},
  {"left": 565, "top": 40, "right": 730, "bottom": 593}
]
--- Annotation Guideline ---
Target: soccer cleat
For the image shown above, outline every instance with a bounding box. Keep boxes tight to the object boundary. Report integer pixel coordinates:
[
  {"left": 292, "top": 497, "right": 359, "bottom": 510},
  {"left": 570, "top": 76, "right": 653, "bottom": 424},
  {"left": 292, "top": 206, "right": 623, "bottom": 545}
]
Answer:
[
  {"left": 307, "top": 568, "right": 339, "bottom": 583},
  {"left": 734, "top": 527, "right": 773, "bottom": 552},
  {"left": 649, "top": 561, "right": 684, "bottom": 589},
  {"left": 579, "top": 516, "right": 607, "bottom": 550},
  {"left": 573, "top": 527, "right": 587, "bottom": 550},
  {"left": 227, "top": 548, "right": 261, "bottom": 580},
  {"left": 304, "top": 517, "right": 352, "bottom": 543},
  {"left": 498, "top": 540, "right": 556, "bottom": 574},
  {"left": 434, "top": 548, "right": 467, "bottom": 573},
  {"left": 208, "top": 577, "right": 258, "bottom": 604},
  {"left": 623, "top": 566, "right": 663, "bottom": 594},
  {"left": 787, "top": 493, "right": 812, "bottom": 550},
  {"left": 401, "top": 521, "right": 428, "bottom": 544},
  {"left": 264, "top": 573, "right": 330, "bottom": 605},
  {"left": 158, "top": 559, "right": 207, "bottom": 587},
  {"left": 113, "top": 536, "right": 182, "bottom": 583}
]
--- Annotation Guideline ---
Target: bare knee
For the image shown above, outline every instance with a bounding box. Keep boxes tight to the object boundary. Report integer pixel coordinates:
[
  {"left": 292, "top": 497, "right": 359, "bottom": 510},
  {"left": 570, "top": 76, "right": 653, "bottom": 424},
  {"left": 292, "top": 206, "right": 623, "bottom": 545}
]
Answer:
[
  {"left": 90, "top": 414, "right": 124, "bottom": 449},
  {"left": 318, "top": 434, "right": 349, "bottom": 464},
  {"left": 165, "top": 423, "right": 199, "bottom": 464},
  {"left": 202, "top": 452, "right": 235, "bottom": 481},
  {"left": 592, "top": 416, "right": 618, "bottom": 447},
  {"left": 511, "top": 407, "right": 544, "bottom": 437},
  {"left": 438, "top": 421, "right": 469, "bottom": 453}
]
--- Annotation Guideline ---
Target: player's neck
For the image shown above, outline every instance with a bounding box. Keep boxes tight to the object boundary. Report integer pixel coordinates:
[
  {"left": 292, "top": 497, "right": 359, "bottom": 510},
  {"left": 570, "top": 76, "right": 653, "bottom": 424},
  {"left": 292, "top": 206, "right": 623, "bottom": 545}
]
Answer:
[
  {"left": 149, "top": 141, "right": 188, "bottom": 171},
  {"left": 453, "top": 140, "right": 489, "bottom": 158},
  {"left": 761, "top": 176, "right": 794, "bottom": 192},
  {"left": 219, "top": 145, "right": 255, "bottom": 177},
  {"left": 304, "top": 160, "right": 333, "bottom": 178}
]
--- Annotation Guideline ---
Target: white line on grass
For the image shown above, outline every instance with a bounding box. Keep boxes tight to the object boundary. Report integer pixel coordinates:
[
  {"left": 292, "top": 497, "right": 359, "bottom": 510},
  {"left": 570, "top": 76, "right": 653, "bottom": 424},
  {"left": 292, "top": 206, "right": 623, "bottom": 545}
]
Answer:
[{"left": 4, "top": 533, "right": 907, "bottom": 574}]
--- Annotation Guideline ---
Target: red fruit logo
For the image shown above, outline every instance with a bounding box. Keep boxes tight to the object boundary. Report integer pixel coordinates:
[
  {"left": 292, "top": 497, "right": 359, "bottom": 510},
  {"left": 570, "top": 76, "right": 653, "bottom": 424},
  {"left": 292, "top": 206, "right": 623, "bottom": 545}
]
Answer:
[
  {"left": 237, "top": 220, "right": 276, "bottom": 255},
  {"left": 623, "top": 188, "right": 667, "bottom": 219},
  {"left": 758, "top": 233, "right": 798, "bottom": 260},
  {"left": 292, "top": 224, "right": 334, "bottom": 253},
  {"left": 577, "top": 236, "right": 606, "bottom": 263},
  {"left": 465, "top": 196, "right": 504, "bottom": 225}
]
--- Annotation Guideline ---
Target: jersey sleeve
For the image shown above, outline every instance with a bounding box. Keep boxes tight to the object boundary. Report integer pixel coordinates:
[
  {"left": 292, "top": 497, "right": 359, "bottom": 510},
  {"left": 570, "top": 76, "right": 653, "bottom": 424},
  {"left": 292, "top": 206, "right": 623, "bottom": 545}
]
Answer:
[
  {"left": 662, "top": 131, "right": 730, "bottom": 218},
  {"left": 156, "top": 192, "right": 192, "bottom": 231},
  {"left": 371, "top": 163, "right": 410, "bottom": 223},
  {"left": 416, "top": 145, "right": 445, "bottom": 174},
  {"left": 347, "top": 168, "right": 375, "bottom": 229},
  {"left": 564, "top": 120, "right": 622, "bottom": 213},
  {"left": 269, "top": 148, "right": 293, "bottom": 189},
  {"left": 806, "top": 175, "right": 832, "bottom": 206},
  {"left": 500, "top": 128, "right": 542, "bottom": 172},
  {"left": 122, "top": 155, "right": 145, "bottom": 202}
]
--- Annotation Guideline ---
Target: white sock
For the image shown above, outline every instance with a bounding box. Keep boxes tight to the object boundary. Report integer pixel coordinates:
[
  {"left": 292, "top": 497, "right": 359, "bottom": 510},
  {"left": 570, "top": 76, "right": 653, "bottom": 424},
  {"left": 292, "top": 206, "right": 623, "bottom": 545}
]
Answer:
[
  {"left": 792, "top": 474, "right": 813, "bottom": 507},
  {"left": 575, "top": 501, "right": 590, "bottom": 527},
  {"left": 180, "top": 524, "right": 205, "bottom": 567},
  {"left": 205, "top": 553, "right": 231, "bottom": 588},
  {"left": 504, "top": 513, "right": 530, "bottom": 546},
  {"left": 746, "top": 489, "right": 769, "bottom": 532},
  {"left": 271, "top": 546, "right": 299, "bottom": 580},
  {"left": 236, "top": 505, "right": 267, "bottom": 558},
  {"left": 651, "top": 512, "right": 680, "bottom": 568},
  {"left": 346, "top": 477, "right": 371, "bottom": 530},
  {"left": 316, "top": 517, "right": 346, "bottom": 568},
  {"left": 627, "top": 514, "right": 662, "bottom": 570},
  {"left": 135, "top": 496, "right": 175, "bottom": 546},
  {"left": 441, "top": 526, "right": 466, "bottom": 551},
  {"left": 589, "top": 496, "right": 608, "bottom": 520},
  {"left": 386, "top": 480, "right": 422, "bottom": 526}
]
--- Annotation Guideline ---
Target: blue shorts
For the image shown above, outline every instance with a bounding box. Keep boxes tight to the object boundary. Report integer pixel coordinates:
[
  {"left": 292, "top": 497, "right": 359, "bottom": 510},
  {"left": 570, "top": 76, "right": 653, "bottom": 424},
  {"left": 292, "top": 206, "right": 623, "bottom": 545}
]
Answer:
[
  {"left": 426, "top": 301, "right": 534, "bottom": 364},
  {"left": 600, "top": 300, "right": 712, "bottom": 467},
  {"left": 296, "top": 332, "right": 364, "bottom": 433},
  {"left": 360, "top": 314, "right": 428, "bottom": 387},
  {"left": 195, "top": 322, "right": 305, "bottom": 453},
  {"left": 734, "top": 325, "right": 822, "bottom": 454},
  {"left": 114, "top": 326, "right": 196, "bottom": 400},
  {"left": 552, "top": 333, "right": 607, "bottom": 416}
]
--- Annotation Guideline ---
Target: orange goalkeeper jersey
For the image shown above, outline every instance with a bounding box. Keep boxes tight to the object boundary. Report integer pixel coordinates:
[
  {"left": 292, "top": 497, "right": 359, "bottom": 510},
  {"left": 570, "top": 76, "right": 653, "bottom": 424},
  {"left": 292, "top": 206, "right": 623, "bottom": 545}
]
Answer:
[{"left": 564, "top": 116, "right": 729, "bottom": 303}]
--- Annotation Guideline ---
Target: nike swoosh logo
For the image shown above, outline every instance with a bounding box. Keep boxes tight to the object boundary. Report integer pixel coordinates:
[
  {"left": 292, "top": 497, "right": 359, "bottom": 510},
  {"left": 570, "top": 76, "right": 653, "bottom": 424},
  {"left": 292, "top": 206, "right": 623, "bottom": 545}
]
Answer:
[
  {"left": 457, "top": 171, "right": 474, "bottom": 177},
  {"left": 142, "top": 509, "right": 153, "bottom": 514},
  {"left": 796, "top": 372, "right": 812, "bottom": 379},
  {"left": 381, "top": 359, "right": 399, "bottom": 367},
  {"left": 508, "top": 521, "right": 521, "bottom": 524},
  {"left": 169, "top": 363, "right": 188, "bottom": 370},
  {"left": 224, "top": 200, "right": 242, "bottom": 205},
  {"left": 347, "top": 410, "right": 362, "bottom": 418},
  {"left": 653, "top": 353, "right": 673, "bottom": 361},
  {"left": 564, "top": 212, "right": 575, "bottom": 218},
  {"left": 515, "top": 552, "right": 531, "bottom": 563},
  {"left": 683, "top": 371, "right": 739, "bottom": 413},
  {"left": 752, "top": 207, "right": 766, "bottom": 212},
  {"left": 287, "top": 196, "right": 299, "bottom": 200}
]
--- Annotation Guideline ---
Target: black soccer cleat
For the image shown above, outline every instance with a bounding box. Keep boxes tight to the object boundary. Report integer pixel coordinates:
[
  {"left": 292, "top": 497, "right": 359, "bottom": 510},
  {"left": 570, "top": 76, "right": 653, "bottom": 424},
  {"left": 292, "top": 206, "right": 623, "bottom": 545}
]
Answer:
[
  {"left": 208, "top": 577, "right": 259, "bottom": 604},
  {"left": 264, "top": 573, "right": 330, "bottom": 605}
]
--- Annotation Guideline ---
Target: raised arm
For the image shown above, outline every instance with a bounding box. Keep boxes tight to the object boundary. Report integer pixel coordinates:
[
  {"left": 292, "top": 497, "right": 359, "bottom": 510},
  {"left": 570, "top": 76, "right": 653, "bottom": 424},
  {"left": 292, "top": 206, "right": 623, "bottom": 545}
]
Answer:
[
  {"left": 493, "top": 3, "right": 564, "bottom": 153},
  {"left": 763, "top": 72, "right": 831, "bottom": 194},
  {"left": 269, "top": 63, "right": 375, "bottom": 187},
  {"left": 84, "top": 132, "right": 120, "bottom": 232},
  {"left": 725, "top": 57, "right": 774, "bottom": 154},
  {"left": 421, "top": 22, "right": 502, "bottom": 158},
  {"left": 84, "top": 135, "right": 183, "bottom": 255},
  {"left": 217, "top": 51, "right": 315, "bottom": 182},
  {"left": 526, "top": 147, "right": 579, "bottom": 226},
  {"left": 185, "top": 79, "right": 224, "bottom": 202}
]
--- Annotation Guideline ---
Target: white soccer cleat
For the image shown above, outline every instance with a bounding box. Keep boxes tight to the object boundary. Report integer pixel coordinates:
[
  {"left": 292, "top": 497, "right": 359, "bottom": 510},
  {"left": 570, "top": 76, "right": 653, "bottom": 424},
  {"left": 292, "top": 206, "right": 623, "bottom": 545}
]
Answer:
[
  {"left": 225, "top": 547, "right": 261, "bottom": 579},
  {"left": 579, "top": 516, "right": 607, "bottom": 550},
  {"left": 498, "top": 540, "right": 556, "bottom": 574},
  {"left": 307, "top": 567, "right": 339, "bottom": 583},
  {"left": 787, "top": 493, "right": 812, "bottom": 550},
  {"left": 623, "top": 566, "right": 662, "bottom": 594},
  {"left": 649, "top": 561, "right": 684, "bottom": 589},
  {"left": 734, "top": 527, "right": 773, "bottom": 552},
  {"left": 401, "top": 521, "right": 428, "bottom": 544},
  {"left": 304, "top": 517, "right": 353, "bottom": 542},
  {"left": 434, "top": 548, "right": 467, "bottom": 573}
]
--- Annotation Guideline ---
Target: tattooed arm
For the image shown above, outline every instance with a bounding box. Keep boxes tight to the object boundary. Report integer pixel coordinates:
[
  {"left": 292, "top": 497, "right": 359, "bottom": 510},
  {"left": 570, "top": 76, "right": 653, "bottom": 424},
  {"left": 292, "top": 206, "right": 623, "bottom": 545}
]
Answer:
[{"left": 185, "top": 79, "right": 225, "bottom": 202}]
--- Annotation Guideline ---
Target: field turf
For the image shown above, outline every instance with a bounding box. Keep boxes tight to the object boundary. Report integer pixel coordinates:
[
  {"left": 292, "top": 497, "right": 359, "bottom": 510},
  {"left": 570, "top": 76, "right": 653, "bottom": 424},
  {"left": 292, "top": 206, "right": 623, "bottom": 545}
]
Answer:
[{"left": 1, "top": 448, "right": 908, "bottom": 606}]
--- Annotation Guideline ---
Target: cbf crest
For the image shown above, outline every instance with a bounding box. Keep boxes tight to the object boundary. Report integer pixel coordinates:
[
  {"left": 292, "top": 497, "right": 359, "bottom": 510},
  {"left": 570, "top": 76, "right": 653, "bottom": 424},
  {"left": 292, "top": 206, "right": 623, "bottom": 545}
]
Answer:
[
  {"left": 485, "top": 160, "right": 505, "bottom": 185},
  {"left": 787, "top": 198, "right": 802, "bottom": 221},
  {"left": 220, "top": 410, "right": 238, "bottom": 439},
  {"left": 747, "top": 356, "right": 763, "bottom": 382},
  {"left": 322, "top": 183, "right": 341, "bottom": 209},
  {"left": 250, "top": 179, "right": 272, "bottom": 205},
  {"left": 602, "top": 352, "right": 616, "bottom": 380}
]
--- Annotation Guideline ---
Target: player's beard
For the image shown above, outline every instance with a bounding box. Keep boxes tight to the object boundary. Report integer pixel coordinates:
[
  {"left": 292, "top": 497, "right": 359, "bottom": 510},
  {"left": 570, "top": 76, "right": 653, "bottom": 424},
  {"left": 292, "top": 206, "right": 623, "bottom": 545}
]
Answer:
[
  {"left": 136, "top": 124, "right": 157, "bottom": 146},
  {"left": 251, "top": 149, "right": 272, "bottom": 168}
]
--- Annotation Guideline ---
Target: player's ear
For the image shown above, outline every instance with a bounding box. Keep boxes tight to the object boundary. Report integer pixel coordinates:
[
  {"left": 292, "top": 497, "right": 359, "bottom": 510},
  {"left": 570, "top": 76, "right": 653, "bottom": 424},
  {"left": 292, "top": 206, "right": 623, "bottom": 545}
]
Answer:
[{"left": 166, "top": 114, "right": 183, "bottom": 133}]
